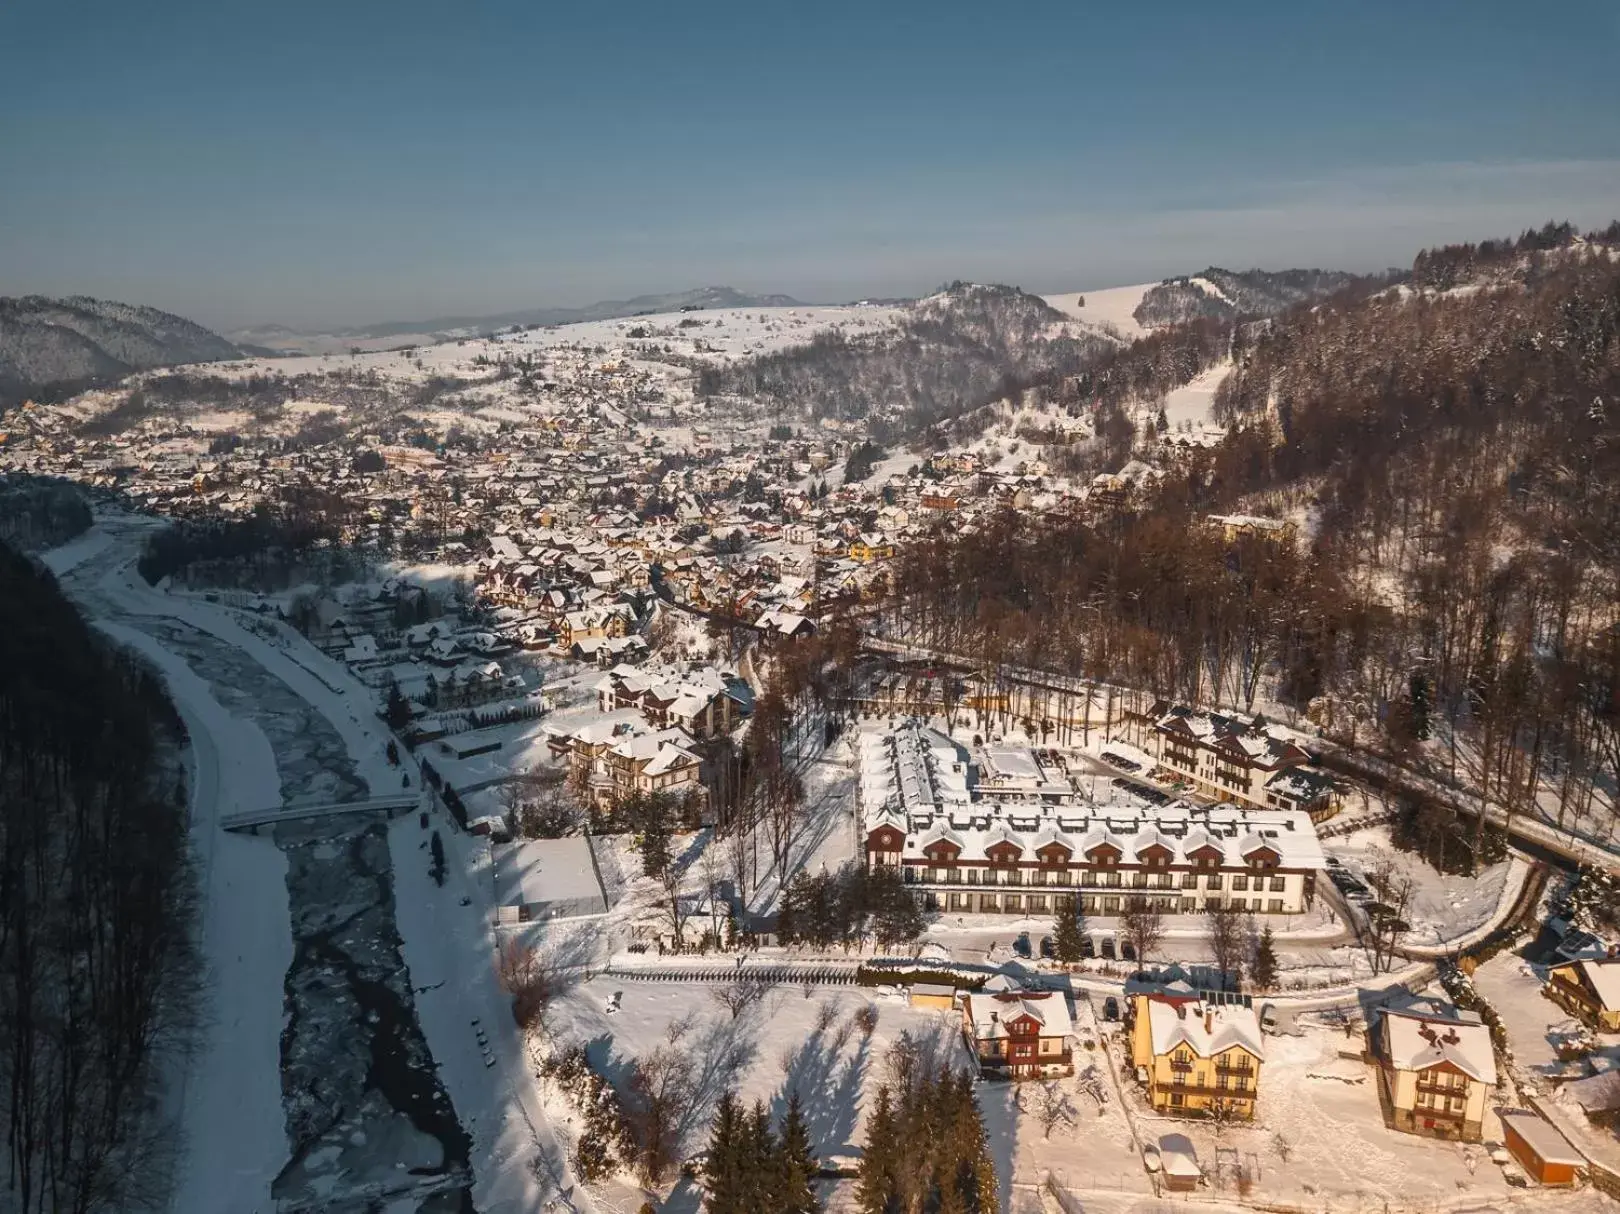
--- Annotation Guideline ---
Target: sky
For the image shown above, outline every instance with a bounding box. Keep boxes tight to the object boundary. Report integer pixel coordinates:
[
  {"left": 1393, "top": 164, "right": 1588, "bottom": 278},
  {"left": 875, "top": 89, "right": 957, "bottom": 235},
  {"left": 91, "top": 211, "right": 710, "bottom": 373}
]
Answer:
[{"left": 3, "top": 0, "right": 1619, "bottom": 332}]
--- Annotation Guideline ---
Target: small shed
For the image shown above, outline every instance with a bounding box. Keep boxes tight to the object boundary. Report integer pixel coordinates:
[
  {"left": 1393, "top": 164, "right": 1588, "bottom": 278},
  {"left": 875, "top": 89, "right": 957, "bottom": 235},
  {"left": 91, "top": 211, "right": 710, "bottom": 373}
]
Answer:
[
  {"left": 1158, "top": 1133, "right": 1201, "bottom": 1192},
  {"left": 1500, "top": 1110, "right": 1584, "bottom": 1187},
  {"left": 910, "top": 983, "right": 957, "bottom": 1012}
]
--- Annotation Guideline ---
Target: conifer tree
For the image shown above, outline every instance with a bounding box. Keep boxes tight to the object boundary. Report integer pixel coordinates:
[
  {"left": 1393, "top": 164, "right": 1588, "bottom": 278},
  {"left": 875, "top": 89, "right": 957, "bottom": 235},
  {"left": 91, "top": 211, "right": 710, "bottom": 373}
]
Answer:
[
  {"left": 775, "top": 1090, "right": 820, "bottom": 1214},
  {"left": 1251, "top": 925, "right": 1279, "bottom": 991},
  {"left": 704, "top": 1090, "right": 746, "bottom": 1214},
  {"left": 1052, "top": 896, "right": 1086, "bottom": 964},
  {"left": 745, "top": 1099, "right": 779, "bottom": 1212},
  {"left": 856, "top": 1088, "right": 899, "bottom": 1214},
  {"left": 956, "top": 1070, "right": 999, "bottom": 1214}
]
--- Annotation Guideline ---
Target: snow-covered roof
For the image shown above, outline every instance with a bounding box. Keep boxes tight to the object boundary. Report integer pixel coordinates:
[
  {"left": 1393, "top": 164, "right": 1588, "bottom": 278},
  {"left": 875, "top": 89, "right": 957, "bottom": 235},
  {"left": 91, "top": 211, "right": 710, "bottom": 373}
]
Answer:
[
  {"left": 1145, "top": 996, "right": 1264, "bottom": 1061},
  {"left": 1499, "top": 1110, "right": 1584, "bottom": 1168},
  {"left": 964, "top": 989, "right": 1074, "bottom": 1041},
  {"left": 1571, "top": 958, "right": 1620, "bottom": 1008},
  {"left": 1380, "top": 999, "right": 1496, "bottom": 1085}
]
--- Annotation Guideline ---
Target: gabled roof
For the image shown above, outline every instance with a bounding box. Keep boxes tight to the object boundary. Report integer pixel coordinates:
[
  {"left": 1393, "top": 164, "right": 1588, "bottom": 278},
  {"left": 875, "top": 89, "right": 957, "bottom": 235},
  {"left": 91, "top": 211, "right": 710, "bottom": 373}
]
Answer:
[
  {"left": 1380, "top": 999, "right": 1496, "bottom": 1085},
  {"left": 1145, "top": 995, "right": 1264, "bottom": 1062}
]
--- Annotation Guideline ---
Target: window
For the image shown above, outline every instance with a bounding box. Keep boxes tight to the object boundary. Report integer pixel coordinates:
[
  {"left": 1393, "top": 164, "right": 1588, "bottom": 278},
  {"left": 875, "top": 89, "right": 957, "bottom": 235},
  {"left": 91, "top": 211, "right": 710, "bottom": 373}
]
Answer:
[
  {"left": 1157, "top": 873, "right": 1174, "bottom": 889},
  {"left": 1181, "top": 872, "right": 1197, "bottom": 889},
  {"left": 1270, "top": 875, "right": 1286, "bottom": 892},
  {"left": 1180, "top": 899, "right": 1198, "bottom": 913},
  {"left": 1028, "top": 895, "right": 1047, "bottom": 912},
  {"left": 1004, "top": 895, "right": 1022, "bottom": 912},
  {"left": 1232, "top": 874, "right": 1249, "bottom": 891},
  {"left": 1132, "top": 871, "right": 1149, "bottom": 888},
  {"left": 1269, "top": 899, "right": 1284, "bottom": 913},
  {"left": 1170, "top": 1092, "right": 1184, "bottom": 1107},
  {"left": 1205, "top": 874, "right": 1223, "bottom": 890}
]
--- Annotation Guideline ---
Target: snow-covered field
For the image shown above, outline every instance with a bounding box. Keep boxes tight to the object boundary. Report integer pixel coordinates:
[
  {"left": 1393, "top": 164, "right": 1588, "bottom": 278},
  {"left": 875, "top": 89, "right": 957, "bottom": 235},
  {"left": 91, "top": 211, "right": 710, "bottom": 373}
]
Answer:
[
  {"left": 204, "top": 302, "right": 907, "bottom": 385},
  {"left": 1159, "top": 358, "right": 1231, "bottom": 430},
  {"left": 544, "top": 977, "right": 967, "bottom": 1206},
  {"left": 1322, "top": 824, "right": 1512, "bottom": 947},
  {"left": 1042, "top": 283, "right": 1153, "bottom": 340}
]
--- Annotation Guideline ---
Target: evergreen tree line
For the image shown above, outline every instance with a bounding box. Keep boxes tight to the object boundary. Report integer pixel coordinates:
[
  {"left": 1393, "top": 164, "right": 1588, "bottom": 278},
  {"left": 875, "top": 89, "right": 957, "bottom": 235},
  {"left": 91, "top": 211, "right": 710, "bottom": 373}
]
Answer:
[
  {"left": 777, "top": 862, "right": 926, "bottom": 951},
  {"left": 0, "top": 542, "right": 199, "bottom": 1213},
  {"left": 0, "top": 475, "right": 93, "bottom": 552},
  {"left": 703, "top": 1090, "right": 819, "bottom": 1214},
  {"left": 135, "top": 501, "right": 336, "bottom": 585},
  {"left": 855, "top": 1069, "right": 998, "bottom": 1214}
]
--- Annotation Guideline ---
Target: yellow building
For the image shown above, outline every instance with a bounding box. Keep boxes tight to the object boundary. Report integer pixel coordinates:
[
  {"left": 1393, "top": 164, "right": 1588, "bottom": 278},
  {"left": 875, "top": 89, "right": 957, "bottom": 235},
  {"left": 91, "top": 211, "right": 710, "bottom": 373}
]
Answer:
[
  {"left": 1545, "top": 957, "right": 1620, "bottom": 1031},
  {"left": 848, "top": 533, "right": 894, "bottom": 563},
  {"left": 1374, "top": 997, "right": 1495, "bottom": 1142},
  {"left": 1129, "top": 992, "right": 1264, "bottom": 1118}
]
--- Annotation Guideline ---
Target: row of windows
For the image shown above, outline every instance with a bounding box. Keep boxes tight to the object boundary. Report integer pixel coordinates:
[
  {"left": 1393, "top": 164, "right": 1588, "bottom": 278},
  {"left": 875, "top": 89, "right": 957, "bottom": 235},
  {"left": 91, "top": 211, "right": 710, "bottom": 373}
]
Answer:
[
  {"left": 933, "top": 891, "right": 1288, "bottom": 914},
  {"left": 928, "top": 850, "right": 1283, "bottom": 873},
  {"left": 915, "top": 868, "right": 1286, "bottom": 892}
]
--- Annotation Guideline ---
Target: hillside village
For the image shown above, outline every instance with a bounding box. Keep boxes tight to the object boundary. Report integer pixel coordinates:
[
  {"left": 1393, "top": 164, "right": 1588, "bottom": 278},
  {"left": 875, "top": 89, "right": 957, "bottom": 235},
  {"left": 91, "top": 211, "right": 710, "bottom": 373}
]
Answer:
[{"left": 6, "top": 251, "right": 1620, "bottom": 1214}]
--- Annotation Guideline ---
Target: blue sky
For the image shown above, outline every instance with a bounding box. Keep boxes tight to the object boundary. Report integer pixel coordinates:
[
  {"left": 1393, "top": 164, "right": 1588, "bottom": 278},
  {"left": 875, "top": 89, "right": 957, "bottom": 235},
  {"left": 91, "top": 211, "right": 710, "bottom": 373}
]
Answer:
[{"left": 3, "top": 0, "right": 1618, "bottom": 330}]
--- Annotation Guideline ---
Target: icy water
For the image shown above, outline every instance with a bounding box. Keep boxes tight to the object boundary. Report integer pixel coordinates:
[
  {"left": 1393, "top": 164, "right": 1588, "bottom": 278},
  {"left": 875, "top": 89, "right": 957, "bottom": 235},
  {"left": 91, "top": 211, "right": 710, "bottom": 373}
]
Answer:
[{"left": 145, "top": 621, "right": 475, "bottom": 1213}]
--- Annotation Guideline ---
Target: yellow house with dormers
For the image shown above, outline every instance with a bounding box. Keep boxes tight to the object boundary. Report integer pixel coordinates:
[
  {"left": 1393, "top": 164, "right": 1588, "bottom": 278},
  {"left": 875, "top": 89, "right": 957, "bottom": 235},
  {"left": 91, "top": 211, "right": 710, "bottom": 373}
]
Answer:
[
  {"left": 1129, "top": 992, "right": 1264, "bottom": 1119},
  {"left": 849, "top": 533, "right": 894, "bottom": 563}
]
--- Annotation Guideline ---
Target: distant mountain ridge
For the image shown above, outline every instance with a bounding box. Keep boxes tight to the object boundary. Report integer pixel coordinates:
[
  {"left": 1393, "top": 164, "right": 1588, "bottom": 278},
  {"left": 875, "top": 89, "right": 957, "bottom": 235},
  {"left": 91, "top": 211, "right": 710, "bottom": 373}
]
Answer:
[
  {"left": 0, "top": 295, "right": 242, "bottom": 405},
  {"left": 234, "top": 285, "right": 813, "bottom": 350}
]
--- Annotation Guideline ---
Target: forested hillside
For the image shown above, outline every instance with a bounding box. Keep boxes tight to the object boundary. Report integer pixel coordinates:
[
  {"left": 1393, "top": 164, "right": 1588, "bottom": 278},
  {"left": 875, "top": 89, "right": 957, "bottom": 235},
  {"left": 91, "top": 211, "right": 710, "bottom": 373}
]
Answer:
[
  {"left": 0, "top": 542, "right": 197, "bottom": 1213},
  {"left": 1132, "top": 267, "right": 1364, "bottom": 328},
  {"left": 708, "top": 283, "right": 1117, "bottom": 437},
  {"left": 0, "top": 295, "right": 241, "bottom": 406},
  {"left": 0, "top": 474, "right": 93, "bottom": 551},
  {"left": 878, "top": 221, "right": 1620, "bottom": 850}
]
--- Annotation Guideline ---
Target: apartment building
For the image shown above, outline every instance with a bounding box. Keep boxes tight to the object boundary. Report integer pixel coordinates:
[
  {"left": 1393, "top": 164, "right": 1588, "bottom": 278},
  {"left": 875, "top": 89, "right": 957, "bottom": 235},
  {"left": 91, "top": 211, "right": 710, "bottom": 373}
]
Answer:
[
  {"left": 1146, "top": 705, "right": 1338, "bottom": 821},
  {"left": 860, "top": 724, "right": 1323, "bottom": 918}
]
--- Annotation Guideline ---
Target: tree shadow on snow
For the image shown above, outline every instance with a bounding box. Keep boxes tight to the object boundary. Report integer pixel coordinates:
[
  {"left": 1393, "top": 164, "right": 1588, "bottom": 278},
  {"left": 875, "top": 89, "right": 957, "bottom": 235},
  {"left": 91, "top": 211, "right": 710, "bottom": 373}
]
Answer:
[{"left": 773, "top": 1007, "right": 871, "bottom": 1157}]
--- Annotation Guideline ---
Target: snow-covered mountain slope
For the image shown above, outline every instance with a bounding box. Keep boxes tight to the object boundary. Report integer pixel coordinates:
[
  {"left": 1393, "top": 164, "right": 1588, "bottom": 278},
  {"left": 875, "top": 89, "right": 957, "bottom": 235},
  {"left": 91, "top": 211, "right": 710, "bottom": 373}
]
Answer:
[
  {"left": 0, "top": 295, "right": 241, "bottom": 403},
  {"left": 1041, "top": 284, "right": 1153, "bottom": 340},
  {"left": 233, "top": 286, "right": 819, "bottom": 354}
]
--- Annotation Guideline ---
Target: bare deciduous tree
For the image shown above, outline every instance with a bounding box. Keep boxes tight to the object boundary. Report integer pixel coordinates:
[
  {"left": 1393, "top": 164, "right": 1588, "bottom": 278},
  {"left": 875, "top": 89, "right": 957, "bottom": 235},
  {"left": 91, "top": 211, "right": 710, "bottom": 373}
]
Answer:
[
  {"left": 495, "top": 937, "right": 552, "bottom": 1028},
  {"left": 711, "top": 976, "right": 771, "bottom": 1020},
  {"left": 1119, "top": 897, "right": 1165, "bottom": 965},
  {"left": 627, "top": 1040, "right": 695, "bottom": 1186},
  {"left": 1207, "top": 901, "right": 1247, "bottom": 989},
  {"left": 1023, "top": 1082, "right": 1076, "bottom": 1140}
]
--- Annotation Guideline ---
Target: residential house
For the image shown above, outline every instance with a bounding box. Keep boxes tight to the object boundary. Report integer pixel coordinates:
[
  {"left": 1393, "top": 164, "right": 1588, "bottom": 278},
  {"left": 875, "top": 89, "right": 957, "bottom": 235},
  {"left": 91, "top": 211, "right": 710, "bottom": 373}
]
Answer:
[
  {"left": 962, "top": 988, "right": 1074, "bottom": 1079},
  {"left": 1544, "top": 956, "right": 1620, "bottom": 1031},
  {"left": 1129, "top": 990, "right": 1264, "bottom": 1119},
  {"left": 1373, "top": 997, "right": 1496, "bottom": 1142}
]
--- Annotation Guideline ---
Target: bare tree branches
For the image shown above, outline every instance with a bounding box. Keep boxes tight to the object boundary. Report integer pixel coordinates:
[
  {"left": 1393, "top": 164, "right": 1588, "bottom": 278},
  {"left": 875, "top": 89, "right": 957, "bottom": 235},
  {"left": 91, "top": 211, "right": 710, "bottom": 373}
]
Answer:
[{"left": 710, "top": 976, "right": 772, "bottom": 1020}]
